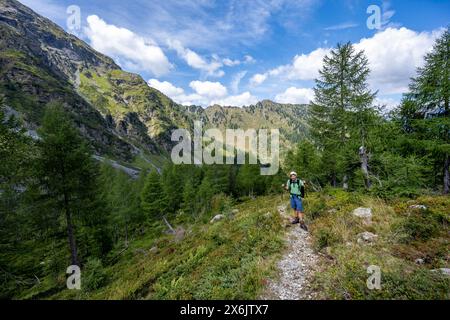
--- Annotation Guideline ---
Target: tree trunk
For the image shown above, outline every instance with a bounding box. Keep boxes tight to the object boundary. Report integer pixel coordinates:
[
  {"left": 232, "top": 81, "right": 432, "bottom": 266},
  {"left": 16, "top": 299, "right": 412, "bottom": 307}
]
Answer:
[
  {"left": 64, "top": 193, "right": 79, "bottom": 266},
  {"left": 331, "top": 172, "right": 337, "bottom": 187},
  {"left": 343, "top": 174, "right": 349, "bottom": 190},
  {"left": 125, "top": 223, "right": 129, "bottom": 248},
  {"left": 359, "top": 146, "right": 371, "bottom": 189},
  {"left": 444, "top": 154, "right": 449, "bottom": 195}
]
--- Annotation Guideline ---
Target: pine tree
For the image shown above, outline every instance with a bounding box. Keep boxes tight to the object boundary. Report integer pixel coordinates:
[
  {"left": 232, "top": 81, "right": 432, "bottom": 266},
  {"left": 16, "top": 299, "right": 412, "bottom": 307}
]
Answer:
[
  {"left": 311, "top": 42, "right": 377, "bottom": 188},
  {"left": 399, "top": 28, "right": 450, "bottom": 194},
  {"left": 196, "top": 175, "right": 214, "bottom": 214},
  {"left": 181, "top": 178, "right": 196, "bottom": 216},
  {"left": 34, "top": 103, "right": 108, "bottom": 266},
  {"left": 141, "top": 170, "right": 167, "bottom": 219}
]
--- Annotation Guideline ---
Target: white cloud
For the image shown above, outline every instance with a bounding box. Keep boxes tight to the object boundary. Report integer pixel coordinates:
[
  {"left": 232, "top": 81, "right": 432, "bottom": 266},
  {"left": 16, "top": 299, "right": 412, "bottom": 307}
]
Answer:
[
  {"left": 249, "top": 27, "right": 442, "bottom": 96},
  {"left": 146, "top": 79, "right": 257, "bottom": 107},
  {"left": 355, "top": 27, "right": 442, "bottom": 94},
  {"left": 223, "top": 55, "right": 256, "bottom": 67},
  {"left": 114, "top": 0, "right": 319, "bottom": 54},
  {"left": 189, "top": 80, "right": 228, "bottom": 98},
  {"left": 147, "top": 79, "right": 184, "bottom": 96},
  {"left": 249, "top": 47, "right": 330, "bottom": 86},
  {"left": 250, "top": 73, "right": 268, "bottom": 86},
  {"left": 223, "top": 58, "right": 241, "bottom": 67},
  {"left": 285, "top": 48, "right": 330, "bottom": 80},
  {"left": 84, "top": 15, "right": 172, "bottom": 76},
  {"left": 324, "top": 22, "right": 359, "bottom": 31},
  {"left": 375, "top": 97, "right": 401, "bottom": 112},
  {"left": 167, "top": 39, "right": 224, "bottom": 77},
  {"left": 230, "top": 71, "right": 248, "bottom": 93},
  {"left": 244, "top": 55, "right": 256, "bottom": 64},
  {"left": 275, "top": 87, "right": 314, "bottom": 104},
  {"left": 211, "top": 92, "right": 258, "bottom": 107}
]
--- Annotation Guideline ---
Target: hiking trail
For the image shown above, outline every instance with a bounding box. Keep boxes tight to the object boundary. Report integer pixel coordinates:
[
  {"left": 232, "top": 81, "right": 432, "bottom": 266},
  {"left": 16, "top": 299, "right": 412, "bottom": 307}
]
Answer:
[{"left": 261, "top": 204, "right": 320, "bottom": 300}]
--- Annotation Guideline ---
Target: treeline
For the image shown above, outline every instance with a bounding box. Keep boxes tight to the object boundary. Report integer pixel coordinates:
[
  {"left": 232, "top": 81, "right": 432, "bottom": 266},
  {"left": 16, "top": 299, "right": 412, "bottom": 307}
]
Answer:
[
  {"left": 286, "top": 28, "right": 449, "bottom": 197},
  {"left": 0, "top": 101, "right": 284, "bottom": 297}
]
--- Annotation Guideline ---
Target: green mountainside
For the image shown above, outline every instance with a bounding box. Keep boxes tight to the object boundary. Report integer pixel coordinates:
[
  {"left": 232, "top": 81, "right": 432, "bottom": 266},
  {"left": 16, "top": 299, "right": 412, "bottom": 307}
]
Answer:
[
  {"left": 0, "top": 0, "right": 448, "bottom": 302},
  {"left": 0, "top": 0, "right": 309, "bottom": 170}
]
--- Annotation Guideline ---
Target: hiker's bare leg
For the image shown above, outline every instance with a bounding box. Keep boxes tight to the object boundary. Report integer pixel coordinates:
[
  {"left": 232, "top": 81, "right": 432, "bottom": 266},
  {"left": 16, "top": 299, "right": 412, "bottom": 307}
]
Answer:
[
  {"left": 293, "top": 209, "right": 299, "bottom": 219},
  {"left": 298, "top": 211, "right": 304, "bottom": 222}
]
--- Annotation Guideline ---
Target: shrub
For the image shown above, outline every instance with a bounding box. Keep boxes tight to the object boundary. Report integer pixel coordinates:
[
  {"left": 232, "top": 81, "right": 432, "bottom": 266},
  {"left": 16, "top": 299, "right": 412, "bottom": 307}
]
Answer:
[
  {"left": 314, "top": 228, "right": 341, "bottom": 250},
  {"left": 82, "top": 258, "right": 108, "bottom": 292},
  {"left": 395, "top": 209, "right": 440, "bottom": 244}
]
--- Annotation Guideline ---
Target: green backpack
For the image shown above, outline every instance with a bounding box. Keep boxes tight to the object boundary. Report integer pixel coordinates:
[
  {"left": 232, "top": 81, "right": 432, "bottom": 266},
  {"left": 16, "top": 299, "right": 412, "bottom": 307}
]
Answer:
[{"left": 288, "top": 179, "right": 305, "bottom": 198}]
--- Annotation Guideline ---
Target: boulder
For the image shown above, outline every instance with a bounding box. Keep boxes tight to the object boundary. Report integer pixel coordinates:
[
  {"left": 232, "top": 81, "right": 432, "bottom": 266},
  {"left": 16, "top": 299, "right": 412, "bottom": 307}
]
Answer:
[
  {"left": 231, "top": 209, "right": 239, "bottom": 214},
  {"left": 431, "top": 268, "right": 450, "bottom": 277},
  {"left": 409, "top": 205, "right": 427, "bottom": 210},
  {"left": 149, "top": 246, "right": 158, "bottom": 254},
  {"left": 210, "top": 214, "right": 225, "bottom": 224},
  {"left": 352, "top": 207, "right": 373, "bottom": 225},
  {"left": 174, "top": 227, "right": 186, "bottom": 242},
  {"left": 357, "top": 231, "right": 378, "bottom": 244},
  {"left": 415, "top": 258, "right": 425, "bottom": 265}
]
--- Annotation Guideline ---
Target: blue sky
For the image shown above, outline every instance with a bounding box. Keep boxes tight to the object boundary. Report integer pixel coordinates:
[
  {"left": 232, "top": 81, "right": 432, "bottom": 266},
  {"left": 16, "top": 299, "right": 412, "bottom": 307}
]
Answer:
[{"left": 20, "top": 0, "right": 449, "bottom": 108}]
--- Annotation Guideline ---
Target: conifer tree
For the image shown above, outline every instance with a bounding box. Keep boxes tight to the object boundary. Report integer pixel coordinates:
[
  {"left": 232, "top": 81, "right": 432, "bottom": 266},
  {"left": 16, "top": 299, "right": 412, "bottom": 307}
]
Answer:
[
  {"left": 34, "top": 103, "right": 108, "bottom": 266},
  {"left": 311, "top": 42, "right": 376, "bottom": 188},
  {"left": 141, "top": 170, "right": 167, "bottom": 219},
  {"left": 399, "top": 28, "right": 450, "bottom": 193}
]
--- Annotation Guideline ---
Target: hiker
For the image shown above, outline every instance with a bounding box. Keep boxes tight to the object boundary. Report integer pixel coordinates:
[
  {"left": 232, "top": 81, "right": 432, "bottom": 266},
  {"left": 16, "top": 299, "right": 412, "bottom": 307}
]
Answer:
[{"left": 284, "top": 172, "right": 308, "bottom": 230}]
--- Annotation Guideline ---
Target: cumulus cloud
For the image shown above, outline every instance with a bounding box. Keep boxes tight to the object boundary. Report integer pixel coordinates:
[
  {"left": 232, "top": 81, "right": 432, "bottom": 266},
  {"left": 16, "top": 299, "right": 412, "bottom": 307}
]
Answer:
[
  {"left": 230, "top": 71, "right": 248, "bottom": 93},
  {"left": 147, "top": 79, "right": 184, "bottom": 96},
  {"left": 84, "top": 15, "right": 172, "bottom": 76},
  {"left": 274, "top": 87, "right": 314, "bottom": 104},
  {"left": 211, "top": 92, "right": 258, "bottom": 107},
  {"left": 167, "top": 39, "right": 224, "bottom": 77},
  {"left": 249, "top": 47, "right": 330, "bottom": 86},
  {"left": 147, "top": 79, "right": 257, "bottom": 107},
  {"left": 250, "top": 73, "right": 268, "bottom": 86},
  {"left": 252, "top": 27, "right": 442, "bottom": 96},
  {"left": 355, "top": 27, "right": 442, "bottom": 94},
  {"left": 189, "top": 80, "right": 228, "bottom": 98},
  {"left": 223, "top": 58, "right": 241, "bottom": 67},
  {"left": 244, "top": 55, "right": 256, "bottom": 64}
]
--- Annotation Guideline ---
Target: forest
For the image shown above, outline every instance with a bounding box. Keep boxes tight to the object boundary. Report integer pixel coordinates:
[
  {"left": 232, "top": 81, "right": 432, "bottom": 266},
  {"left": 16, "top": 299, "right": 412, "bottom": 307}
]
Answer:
[{"left": 0, "top": 28, "right": 448, "bottom": 300}]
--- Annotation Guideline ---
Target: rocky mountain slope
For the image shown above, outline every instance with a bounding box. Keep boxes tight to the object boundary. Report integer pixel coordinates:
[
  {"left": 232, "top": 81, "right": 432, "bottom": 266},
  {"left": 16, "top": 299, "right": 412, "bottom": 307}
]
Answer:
[{"left": 0, "top": 0, "right": 309, "bottom": 167}]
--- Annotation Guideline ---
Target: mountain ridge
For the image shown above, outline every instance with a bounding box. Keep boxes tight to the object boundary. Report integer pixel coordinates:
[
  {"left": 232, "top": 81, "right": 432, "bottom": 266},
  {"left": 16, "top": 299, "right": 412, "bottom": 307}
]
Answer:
[{"left": 0, "top": 0, "right": 310, "bottom": 166}]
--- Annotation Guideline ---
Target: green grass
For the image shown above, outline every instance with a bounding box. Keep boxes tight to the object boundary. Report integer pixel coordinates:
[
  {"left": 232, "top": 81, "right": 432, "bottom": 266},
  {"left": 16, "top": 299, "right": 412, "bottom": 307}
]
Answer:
[
  {"left": 26, "top": 195, "right": 285, "bottom": 300},
  {"left": 305, "top": 189, "right": 450, "bottom": 300},
  {"left": 9, "top": 189, "right": 449, "bottom": 300}
]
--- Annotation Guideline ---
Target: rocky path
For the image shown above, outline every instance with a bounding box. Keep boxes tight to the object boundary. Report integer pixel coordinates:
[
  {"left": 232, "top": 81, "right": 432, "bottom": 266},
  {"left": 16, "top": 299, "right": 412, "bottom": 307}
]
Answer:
[{"left": 261, "top": 204, "right": 320, "bottom": 300}]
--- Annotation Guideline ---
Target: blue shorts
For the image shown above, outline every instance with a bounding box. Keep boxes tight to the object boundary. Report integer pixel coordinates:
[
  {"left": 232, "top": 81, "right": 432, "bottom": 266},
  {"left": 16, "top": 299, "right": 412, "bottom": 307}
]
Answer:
[{"left": 290, "top": 195, "right": 303, "bottom": 211}]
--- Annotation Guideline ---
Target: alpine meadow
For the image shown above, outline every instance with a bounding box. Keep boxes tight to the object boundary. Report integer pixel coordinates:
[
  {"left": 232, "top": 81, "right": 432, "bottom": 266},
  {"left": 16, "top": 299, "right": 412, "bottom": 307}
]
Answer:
[{"left": 0, "top": 0, "right": 449, "bottom": 303}]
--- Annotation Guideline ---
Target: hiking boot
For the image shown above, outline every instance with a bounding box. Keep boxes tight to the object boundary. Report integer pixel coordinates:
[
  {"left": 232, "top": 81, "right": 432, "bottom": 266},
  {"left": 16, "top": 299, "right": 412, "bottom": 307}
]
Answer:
[
  {"left": 291, "top": 217, "right": 300, "bottom": 225},
  {"left": 300, "top": 221, "right": 308, "bottom": 231}
]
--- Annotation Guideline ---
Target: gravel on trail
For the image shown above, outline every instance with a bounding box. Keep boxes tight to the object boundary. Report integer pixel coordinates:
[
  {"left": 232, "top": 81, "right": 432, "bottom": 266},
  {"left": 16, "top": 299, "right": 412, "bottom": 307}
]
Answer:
[{"left": 261, "top": 204, "right": 320, "bottom": 300}]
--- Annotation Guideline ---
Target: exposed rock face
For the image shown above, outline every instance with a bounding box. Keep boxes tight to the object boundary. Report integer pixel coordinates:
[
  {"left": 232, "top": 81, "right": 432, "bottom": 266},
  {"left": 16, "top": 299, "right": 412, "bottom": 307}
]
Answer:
[
  {"left": 0, "top": 0, "right": 311, "bottom": 166},
  {"left": 0, "top": 0, "right": 135, "bottom": 160}
]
